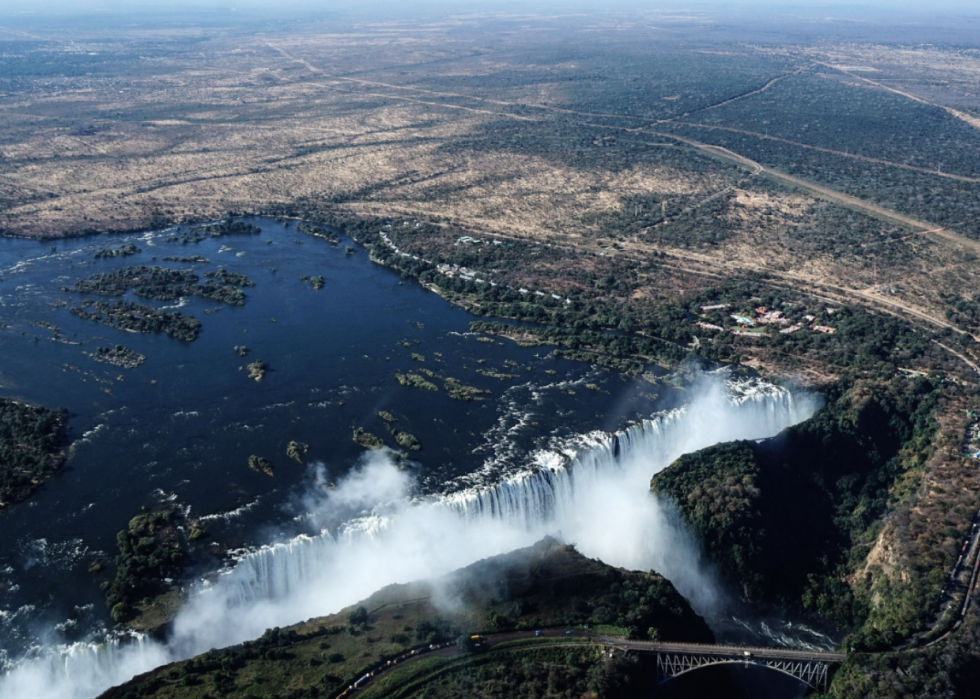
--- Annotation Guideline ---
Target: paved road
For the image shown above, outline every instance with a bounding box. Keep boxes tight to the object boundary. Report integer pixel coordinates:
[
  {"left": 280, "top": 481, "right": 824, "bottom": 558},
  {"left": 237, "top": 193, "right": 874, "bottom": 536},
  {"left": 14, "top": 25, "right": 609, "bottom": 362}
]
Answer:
[
  {"left": 597, "top": 638, "right": 846, "bottom": 663},
  {"left": 336, "top": 630, "right": 847, "bottom": 697}
]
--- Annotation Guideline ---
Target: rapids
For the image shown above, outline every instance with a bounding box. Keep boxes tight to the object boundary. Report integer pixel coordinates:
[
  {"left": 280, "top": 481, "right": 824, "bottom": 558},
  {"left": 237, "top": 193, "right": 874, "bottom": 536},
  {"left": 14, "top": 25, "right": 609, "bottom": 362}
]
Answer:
[{"left": 0, "top": 373, "right": 817, "bottom": 699}]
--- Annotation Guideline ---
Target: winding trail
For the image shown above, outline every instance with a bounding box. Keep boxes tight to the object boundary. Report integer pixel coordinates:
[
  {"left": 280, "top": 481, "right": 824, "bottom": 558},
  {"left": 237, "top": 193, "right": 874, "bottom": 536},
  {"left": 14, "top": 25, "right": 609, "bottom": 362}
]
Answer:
[
  {"left": 665, "top": 67, "right": 806, "bottom": 122},
  {"left": 649, "top": 244, "right": 980, "bottom": 347},
  {"left": 266, "top": 42, "right": 644, "bottom": 122},
  {"left": 896, "top": 512, "right": 980, "bottom": 651},
  {"left": 934, "top": 341, "right": 980, "bottom": 375},
  {"left": 628, "top": 129, "right": 980, "bottom": 353}
]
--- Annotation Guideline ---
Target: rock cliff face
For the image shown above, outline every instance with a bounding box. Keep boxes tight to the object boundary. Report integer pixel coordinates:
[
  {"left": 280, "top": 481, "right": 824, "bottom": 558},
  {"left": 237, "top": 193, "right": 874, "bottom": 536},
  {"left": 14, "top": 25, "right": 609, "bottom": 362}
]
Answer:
[
  {"left": 651, "top": 377, "right": 949, "bottom": 650},
  {"left": 98, "top": 538, "right": 712, "bottom": 699}
]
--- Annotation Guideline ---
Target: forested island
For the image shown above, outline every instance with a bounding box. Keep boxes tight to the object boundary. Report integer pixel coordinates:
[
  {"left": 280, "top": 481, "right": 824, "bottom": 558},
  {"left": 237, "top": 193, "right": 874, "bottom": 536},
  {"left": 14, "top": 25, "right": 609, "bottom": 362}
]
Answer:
[
  {"left": 94, "top": 242, "right": 140, "bottom": 259},
  {"left": 199, "top": 219, "right": 262, "bottom": 237},
  {"left": 206, "top": 269, "right": 254, "bottom": 288},
  {"left": 246, "top": 360, "right": 267, "bottom": 381},
  {"left": 0, "top": 399, "right": 67, "bottom": 508},
  {"left": 100, "top": 506, "right": 187, "bottom": 624},
  {"left": 444, "top": 376, "right": 491, "bottom": 402},
  {"left": 393, "top": 431, "right": 421, "bottom": 451},
  {"left": 248, "top": 454, "right": 274, "bottom": 476},
  {"left": 4, "top": 8, "right": 980, "bottom": 698},
  {"left": 352, "top": 427, "right": 385, "bottom": 449},
  {"left": 286, "top": 441, "right": 308, "bottom": 463},
  {"left": 164, "top": 219, "right": 262, "bottom": 245},
  {"left": 161, "top": 256, "right": 209, "bottom": 263},
  {"left": 67, "top": 265, "right": 251, "bottom": 306},
  {"left": 395, "top": 373, "right": 438, "bottom": 391},
  {"left": 70, "top": 300, "right": 202, "bottom": 341},
  {"left": 300, "top": 274, "right": 325, "bottom": 290},
  {"left": 88, "top": 345, "right": 145, "bottom": 369}
]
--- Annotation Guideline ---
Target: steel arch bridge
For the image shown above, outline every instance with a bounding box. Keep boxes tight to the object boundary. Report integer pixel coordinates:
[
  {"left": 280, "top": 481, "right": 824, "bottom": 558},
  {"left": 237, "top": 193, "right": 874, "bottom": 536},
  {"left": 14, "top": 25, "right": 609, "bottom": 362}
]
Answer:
[
  {"left": 604, "top": 640, "right": 846, "bottom": 693},
  {"left": 655, "top": 650, "right": 834, "bottom": 692}
]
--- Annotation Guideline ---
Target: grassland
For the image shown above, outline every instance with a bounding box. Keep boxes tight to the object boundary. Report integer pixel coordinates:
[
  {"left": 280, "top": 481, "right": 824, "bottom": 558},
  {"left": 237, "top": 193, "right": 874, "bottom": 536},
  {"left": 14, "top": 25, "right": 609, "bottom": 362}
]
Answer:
[{"left": 2, "top": 12, "right": 980, "bottom": 356}]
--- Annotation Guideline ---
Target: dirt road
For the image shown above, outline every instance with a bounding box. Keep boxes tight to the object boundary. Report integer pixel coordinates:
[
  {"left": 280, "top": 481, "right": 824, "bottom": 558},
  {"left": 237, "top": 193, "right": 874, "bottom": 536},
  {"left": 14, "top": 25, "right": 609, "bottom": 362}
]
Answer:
[
  {"left": 650, "top": 131, "right": 980, "bottom": 259},
  {"left": 265, "top": 43, "right": 980, "bottom": 363},
  {"left": 818, "top": 62, "right": 980, "bottom": 135},
  {"left": 667, "top": 121, "right": 980, "bottom": 184}
]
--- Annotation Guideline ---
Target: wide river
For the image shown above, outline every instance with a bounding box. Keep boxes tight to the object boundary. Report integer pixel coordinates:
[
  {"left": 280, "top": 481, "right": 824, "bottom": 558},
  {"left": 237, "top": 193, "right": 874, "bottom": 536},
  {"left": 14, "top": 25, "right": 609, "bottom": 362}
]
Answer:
[
  {"left": 0, "top": 219, "right": 677, "bottom": 652},
  {"left": 0, "top": 217, "right": 828, "bottom": 698}
]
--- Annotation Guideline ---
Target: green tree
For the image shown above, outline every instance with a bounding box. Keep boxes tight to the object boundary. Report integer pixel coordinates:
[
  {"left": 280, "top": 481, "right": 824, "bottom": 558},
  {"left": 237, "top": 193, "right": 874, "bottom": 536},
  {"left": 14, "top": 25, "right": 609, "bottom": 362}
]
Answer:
[{"left": 346, "top": 606, "right": 368, "bottom": 627}]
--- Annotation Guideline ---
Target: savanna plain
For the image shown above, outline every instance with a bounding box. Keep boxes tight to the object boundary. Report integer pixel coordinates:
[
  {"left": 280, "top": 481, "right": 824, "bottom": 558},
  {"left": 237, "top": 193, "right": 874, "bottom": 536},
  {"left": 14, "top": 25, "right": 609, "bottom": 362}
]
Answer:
[{"left": 2, "top": 5, "right": 980, "bottom": 699}]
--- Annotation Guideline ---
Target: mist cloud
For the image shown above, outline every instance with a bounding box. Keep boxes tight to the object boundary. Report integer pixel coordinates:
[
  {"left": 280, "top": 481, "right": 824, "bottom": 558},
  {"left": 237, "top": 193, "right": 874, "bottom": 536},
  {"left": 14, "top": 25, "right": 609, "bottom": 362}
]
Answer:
[{"left": 0, "top": 372, "right": 817, "bottom": 699}]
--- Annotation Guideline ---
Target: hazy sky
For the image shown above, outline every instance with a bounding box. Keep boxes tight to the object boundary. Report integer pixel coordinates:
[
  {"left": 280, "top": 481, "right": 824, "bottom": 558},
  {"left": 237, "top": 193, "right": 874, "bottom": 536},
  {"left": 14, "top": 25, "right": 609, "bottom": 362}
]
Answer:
[{"left": 2, "top": 0, "right": 979, "bottom": 16}]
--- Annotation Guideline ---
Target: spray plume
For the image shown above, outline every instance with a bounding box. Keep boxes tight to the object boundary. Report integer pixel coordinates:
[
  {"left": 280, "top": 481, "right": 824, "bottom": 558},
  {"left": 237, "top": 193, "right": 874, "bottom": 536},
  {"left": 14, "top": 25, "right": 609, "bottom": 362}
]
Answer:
[{"left": 0, "top": 373, "right": 817, "bottom": 699}]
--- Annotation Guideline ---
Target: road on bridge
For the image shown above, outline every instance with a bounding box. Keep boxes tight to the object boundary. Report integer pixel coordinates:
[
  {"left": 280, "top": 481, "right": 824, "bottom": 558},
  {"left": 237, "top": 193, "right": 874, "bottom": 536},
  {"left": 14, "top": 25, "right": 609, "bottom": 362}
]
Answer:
[
  {"left": 602, "top": 638, "right": 846, "bottom": 663},
  {"left": 335, "top": 630, "right": 847, "bottom": 697}
]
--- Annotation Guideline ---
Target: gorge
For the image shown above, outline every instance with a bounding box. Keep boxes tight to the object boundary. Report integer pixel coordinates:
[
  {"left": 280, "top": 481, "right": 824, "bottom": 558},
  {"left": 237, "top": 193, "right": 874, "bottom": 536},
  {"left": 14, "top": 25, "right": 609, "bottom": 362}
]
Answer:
[{"left": 0, "top": 369, "right": 816, "bottom": 699}]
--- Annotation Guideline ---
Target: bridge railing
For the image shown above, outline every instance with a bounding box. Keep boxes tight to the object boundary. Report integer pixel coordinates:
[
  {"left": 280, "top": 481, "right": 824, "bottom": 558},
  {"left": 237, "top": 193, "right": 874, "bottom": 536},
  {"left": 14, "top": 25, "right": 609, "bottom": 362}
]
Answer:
[
  {"left": 654, "top": 649, "right": 836, "bottom": 692},
  {"left": 608, "top": 638, "right": 845, "bottom": 662}
]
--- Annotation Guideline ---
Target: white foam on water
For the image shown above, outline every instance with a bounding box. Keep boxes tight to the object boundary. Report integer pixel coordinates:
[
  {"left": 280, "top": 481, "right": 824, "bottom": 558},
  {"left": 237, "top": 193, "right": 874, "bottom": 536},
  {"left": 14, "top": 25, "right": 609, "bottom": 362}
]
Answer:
[{"left": 0, "top": 372, "right": 817, "bottom": 699}]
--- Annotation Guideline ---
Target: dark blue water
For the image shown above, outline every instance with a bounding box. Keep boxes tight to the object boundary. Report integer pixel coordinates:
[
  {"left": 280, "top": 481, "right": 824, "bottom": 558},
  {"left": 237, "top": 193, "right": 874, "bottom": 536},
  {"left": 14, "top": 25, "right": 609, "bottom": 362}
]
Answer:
[{"left": 0, "top": 217, "right": 673, "bottom": 655}]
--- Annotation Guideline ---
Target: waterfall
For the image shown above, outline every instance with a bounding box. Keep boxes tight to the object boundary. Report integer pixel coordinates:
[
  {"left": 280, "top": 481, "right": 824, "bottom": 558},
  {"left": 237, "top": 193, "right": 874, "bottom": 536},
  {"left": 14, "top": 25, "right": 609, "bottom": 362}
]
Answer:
[
  {"left": 177, "top": 375, "right": 813, "bottom": 629},
  {"left": 0, "top": 633, "right": 169, "bottom": 699},
  {"left": 443, "top": 375, "right": 809, "bottom": 527},
  {"left": 0, "top": 374, "right": 816, "bottom": 699}
]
